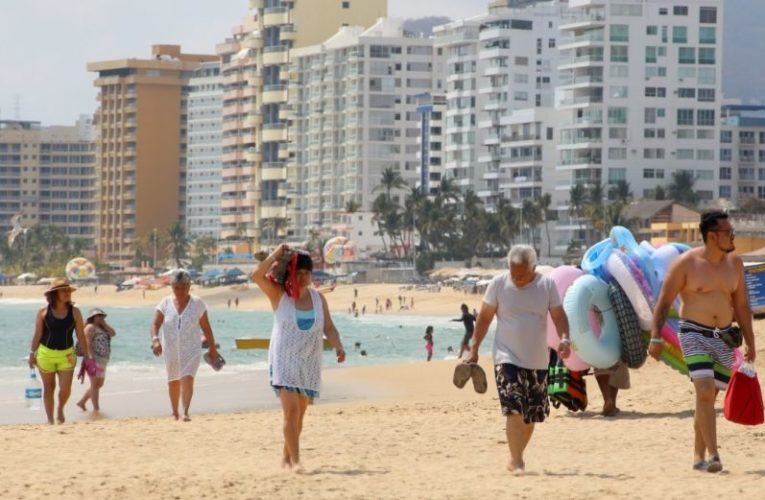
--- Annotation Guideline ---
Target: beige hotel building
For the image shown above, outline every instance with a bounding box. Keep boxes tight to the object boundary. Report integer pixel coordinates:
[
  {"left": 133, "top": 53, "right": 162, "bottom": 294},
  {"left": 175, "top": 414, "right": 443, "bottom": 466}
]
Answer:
[{"left": 88, "top": 45, "right": 217, "bottom": 266}]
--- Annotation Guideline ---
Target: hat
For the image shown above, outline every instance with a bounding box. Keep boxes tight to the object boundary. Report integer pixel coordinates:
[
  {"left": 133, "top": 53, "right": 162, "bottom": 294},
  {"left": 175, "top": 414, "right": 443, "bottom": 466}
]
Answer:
[
  {"left": 86, "top": 308, "right": 107, "bottom": 321},
  {"left": 44, "top": 278, "right": 77, "bottom": 295}
]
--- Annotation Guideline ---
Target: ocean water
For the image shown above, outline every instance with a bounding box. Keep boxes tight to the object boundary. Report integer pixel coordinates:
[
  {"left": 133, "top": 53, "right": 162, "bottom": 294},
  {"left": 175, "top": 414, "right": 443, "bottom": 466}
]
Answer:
[{"left": 0, "top": 299, "right": 492, "bottom": 386}]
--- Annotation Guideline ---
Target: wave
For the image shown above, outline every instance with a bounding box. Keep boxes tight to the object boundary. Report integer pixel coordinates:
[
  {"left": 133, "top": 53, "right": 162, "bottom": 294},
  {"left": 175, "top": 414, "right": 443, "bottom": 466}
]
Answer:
[{"left": 0, "top": 299, "right": 45, "bottom": 305}]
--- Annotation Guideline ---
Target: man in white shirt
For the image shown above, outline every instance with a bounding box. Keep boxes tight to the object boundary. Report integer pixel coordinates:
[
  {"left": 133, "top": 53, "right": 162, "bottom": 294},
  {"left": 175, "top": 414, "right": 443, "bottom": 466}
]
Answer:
[{"left": 466, "top": 245, "right": 571, "bottom": 475}]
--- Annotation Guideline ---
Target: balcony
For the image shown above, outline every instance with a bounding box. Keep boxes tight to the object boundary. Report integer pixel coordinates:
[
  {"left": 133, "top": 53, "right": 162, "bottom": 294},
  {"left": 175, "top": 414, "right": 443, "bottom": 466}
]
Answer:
[
  {"left": 263, "top": 7, "right": 289, "bottom": 27},
  {"left": 241, "top": 35, "right": 262, "bottom": 50},
  {"left": 262, "top": 162, "right": 287, "bottom": 181},
  {"left": 262, "top": 84, "right": 288, "bottom": 104},
  {"left": 558, "top": 95, "right": 604, "bottom": 108},
  {"left": 558, "top": 74, "right": 603, "bottom": 89},
  {"left": 262, "top": 123, "right": 288, "bottom": 142},
  {"left": 559, "top": 11, "right": 607, "bottom": 32},
  {"left": 261, "top": 204, "right": 287, "bottom": 219},
  {"left": 245, "top": 147, "right": 262, "bottom": 163},
  {"left": 263, "top": 45, "right": 289, "bottom": 65},
  {"left": 249, "top": 0, "right": 264, "bottom": 8},
  {"left": 479, "top": 26, "right": 511, "bottom": 41},
  {"left": 280, "top": 25, "right": 296, "bottom": 42},
  {"left": 558, "top": 54, "right": 604, "bottom": 70},
  {"left": 246, "top": 113, "right": 262, "bottom": 127}
]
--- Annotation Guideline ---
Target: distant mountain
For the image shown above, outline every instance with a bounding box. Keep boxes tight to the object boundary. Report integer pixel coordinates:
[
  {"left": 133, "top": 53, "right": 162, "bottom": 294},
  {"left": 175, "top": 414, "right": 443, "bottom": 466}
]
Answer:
[
  {"left": 724, "top": 0, "right": 765, "bottom": 103},
  {"left": 403, "top": 17, "right": 452, "bottom": 37}
]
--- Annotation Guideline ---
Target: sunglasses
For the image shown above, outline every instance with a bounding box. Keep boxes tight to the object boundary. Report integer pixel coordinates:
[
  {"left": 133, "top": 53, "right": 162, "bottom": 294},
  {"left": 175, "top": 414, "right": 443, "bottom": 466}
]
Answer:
[{"left": 711, "top": 229, "right": 735, "bottom": 237}]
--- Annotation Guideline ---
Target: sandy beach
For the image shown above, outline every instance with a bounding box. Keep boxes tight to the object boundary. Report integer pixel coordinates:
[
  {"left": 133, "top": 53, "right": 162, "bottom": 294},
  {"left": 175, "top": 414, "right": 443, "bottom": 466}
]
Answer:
[{"left": 3, "top": 282, "right": 765, "bottom": 499}]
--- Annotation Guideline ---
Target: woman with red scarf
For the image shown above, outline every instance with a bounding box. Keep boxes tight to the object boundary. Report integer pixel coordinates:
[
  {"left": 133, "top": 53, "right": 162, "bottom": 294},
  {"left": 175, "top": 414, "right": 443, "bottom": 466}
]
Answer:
[{"left": 252, "top": 243, "right": 345, "bottom": 471}]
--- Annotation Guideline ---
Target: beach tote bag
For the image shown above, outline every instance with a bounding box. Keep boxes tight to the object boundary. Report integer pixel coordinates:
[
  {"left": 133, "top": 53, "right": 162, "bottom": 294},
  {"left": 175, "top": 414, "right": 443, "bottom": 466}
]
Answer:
[{"left": 723, "top": 363, "right": 764, "bottom": 426}]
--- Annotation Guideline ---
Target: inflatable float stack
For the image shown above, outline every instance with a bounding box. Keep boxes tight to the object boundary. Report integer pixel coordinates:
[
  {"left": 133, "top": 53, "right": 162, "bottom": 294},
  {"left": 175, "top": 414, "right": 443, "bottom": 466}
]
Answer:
[{"left": 546, "top": 225, "right": 726, "bottom": 375}]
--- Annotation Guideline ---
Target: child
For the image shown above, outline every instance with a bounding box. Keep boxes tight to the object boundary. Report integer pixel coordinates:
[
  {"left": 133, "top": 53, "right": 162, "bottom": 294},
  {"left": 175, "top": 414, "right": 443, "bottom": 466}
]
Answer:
[{"left": 424, "top": 325, "right": 434, "bottom": 362}]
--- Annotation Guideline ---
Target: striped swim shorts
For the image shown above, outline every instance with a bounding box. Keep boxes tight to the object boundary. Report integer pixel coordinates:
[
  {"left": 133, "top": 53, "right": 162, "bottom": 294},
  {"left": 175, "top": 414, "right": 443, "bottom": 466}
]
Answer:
[{"left": 678, "top": 320, "right": 735, "bottom": 391}]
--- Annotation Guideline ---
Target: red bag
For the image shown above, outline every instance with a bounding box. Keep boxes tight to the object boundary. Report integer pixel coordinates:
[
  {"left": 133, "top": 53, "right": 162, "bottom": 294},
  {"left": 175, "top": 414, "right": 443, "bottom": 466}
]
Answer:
[{"left": 723, "top": 363, "right": 764, "bottom": 426}]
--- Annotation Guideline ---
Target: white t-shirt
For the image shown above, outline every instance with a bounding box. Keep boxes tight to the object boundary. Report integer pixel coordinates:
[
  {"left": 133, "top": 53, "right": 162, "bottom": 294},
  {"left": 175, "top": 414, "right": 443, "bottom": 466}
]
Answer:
[{"left": 483, "top": 272, "right": 561, "bottom": 370}]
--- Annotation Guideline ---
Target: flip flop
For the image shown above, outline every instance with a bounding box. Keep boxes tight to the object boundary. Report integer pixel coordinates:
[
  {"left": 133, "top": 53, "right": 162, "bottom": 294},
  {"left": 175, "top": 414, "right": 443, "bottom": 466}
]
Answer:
[
  {"left": 203, "top": 352, "right": 226, "bottom": 371},
  {"left": 470, "top": 364, "right": 488, "bottom": 394},
  {"left": 453, "top": 363, "right": 472, "bottom": 389},
  {"left": 692, "top": 461, "right": 707, "bottom": 471},
  {"left": 706, "top": 456, "right": 723, "bottom": 473}
]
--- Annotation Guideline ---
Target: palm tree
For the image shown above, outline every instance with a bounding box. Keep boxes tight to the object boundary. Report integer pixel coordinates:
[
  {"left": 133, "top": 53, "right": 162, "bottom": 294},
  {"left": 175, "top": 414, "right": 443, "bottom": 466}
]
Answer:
[
  {"left": 371, "top": 193, "right": 392, "bottom": 255},
  {"left": 569, "top": 183, "right": 587, "bottom": 244},
  {"left": 521, "top": 199, "right": 542, "bottom": 253},
  {"left": 344, "top": 200, "right": 361, "bottom": 213},
  {"left": 586, "top": 183, "right": 606, "bottom": 243},
  {"left": 612, "top": 180, "right": 633, "bottom": 204},
  {"left": 654, "top": 185, "right": 667, "bottom": 200},
  {"left": 497, "top": 198, "right": 519, "bottom": 250},
  {"left": 460, "top": 190, "right": 484, "bottom": 258},
  {"left": 374, "top": 167, "right": 408, "bottom": 203},
  {"left": 166, "top": 221, "right": 189, "bottom": 269},
  {"left": 668, "top": 170, "right": 699, "bottom": 205},
  {"left": 536, "top": 193, "right": 553, "bottom": 258}
]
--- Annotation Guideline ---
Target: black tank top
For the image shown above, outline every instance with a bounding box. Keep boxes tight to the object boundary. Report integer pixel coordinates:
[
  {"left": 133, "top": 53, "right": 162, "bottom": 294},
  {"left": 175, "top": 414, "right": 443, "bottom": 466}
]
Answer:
[{"left": 40, "top": 305, "right": 75, "bottom": 350}]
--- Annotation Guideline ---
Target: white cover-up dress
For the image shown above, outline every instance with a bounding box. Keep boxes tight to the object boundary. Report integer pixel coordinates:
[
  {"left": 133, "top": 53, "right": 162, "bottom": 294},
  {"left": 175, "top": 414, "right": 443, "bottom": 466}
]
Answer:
[
  {"left": 268, "top": 288, "right": 325, "bottom": 395},
  {"left": 156, "top": 295, "right": 207, "bottom": 381}
]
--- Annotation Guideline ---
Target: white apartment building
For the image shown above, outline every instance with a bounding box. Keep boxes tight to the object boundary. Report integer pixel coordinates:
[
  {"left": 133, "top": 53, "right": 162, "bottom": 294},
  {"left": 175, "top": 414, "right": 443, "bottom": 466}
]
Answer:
[
  {"left": 719, "top": 104, "right": 765, "bottom": 203},
  {"left": 286, "top": 18, "right": 442, "bottom": 241},
  {"left": 185, "top": 62, "right": 223, "bottom": 239},
  {"left": 555, "top": 0, "right": 723, "bottom": 250},
  {"left": 435, "top": 1, "right": 565, "bottom": 213}
]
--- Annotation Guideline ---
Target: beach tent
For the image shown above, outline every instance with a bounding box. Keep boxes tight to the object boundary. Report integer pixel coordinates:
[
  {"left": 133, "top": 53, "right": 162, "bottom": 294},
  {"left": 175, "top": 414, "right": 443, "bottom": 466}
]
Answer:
[{"left": 15, "top": 272, "right": 38, "bottom": 284}]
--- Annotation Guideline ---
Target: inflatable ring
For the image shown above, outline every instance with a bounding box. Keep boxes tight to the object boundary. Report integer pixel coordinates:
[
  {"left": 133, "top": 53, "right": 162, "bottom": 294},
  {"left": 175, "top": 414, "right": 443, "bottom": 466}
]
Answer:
[
  {"left": 635, "top": 241, "right": 660, "bottom": 296},
  {"left": 608, "top": 282, "right": 647, "bottom": 369},
  {"left": 564, "top": 274, "right": 621, "bottom": 369},
  {"left": 605, "top": 251, "right": 654, "bottom": 331},
  {"left": 642, "top": 332, "right": 688, "bottom": 375},
  {"left": 546, "top": 266, "right": 590, "bottom": 371},
  {"left": 609, "top": 226, "right": 640, "bottom": 256},
  {"left": 581, "top": 239, "right": 612, "bottom": 280}
]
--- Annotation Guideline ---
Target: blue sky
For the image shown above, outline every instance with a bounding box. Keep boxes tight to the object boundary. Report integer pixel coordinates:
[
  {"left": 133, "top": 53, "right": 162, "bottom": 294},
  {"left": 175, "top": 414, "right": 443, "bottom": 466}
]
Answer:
[{"left": 0, "top": 0, "right": 761, "bottom": 125}]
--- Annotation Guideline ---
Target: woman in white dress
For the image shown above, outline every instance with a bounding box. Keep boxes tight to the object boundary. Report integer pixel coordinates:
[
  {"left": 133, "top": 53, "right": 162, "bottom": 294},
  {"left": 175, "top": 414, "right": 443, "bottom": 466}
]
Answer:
[
  {"left": 150, "top": 270, "right": 219, "bottom": 421},
  {"left": 252, "top": 244, "right": 345, "bottom": 470}
]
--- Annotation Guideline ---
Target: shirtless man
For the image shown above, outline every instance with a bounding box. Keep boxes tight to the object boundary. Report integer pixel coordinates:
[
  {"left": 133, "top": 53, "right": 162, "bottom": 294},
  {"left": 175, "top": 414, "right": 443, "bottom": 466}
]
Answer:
[{"left": 649, "top": 210, "right": 756, "bottom": 473}]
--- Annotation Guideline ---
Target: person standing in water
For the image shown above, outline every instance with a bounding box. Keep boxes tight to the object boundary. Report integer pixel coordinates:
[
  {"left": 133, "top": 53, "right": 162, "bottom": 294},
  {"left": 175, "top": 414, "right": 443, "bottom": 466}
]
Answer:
[
  {"left": 424, "top": 326, "right": 434, "bottom": 362},
  {"left": 452, "top": 304, "right": 476, "bottom": 359}
]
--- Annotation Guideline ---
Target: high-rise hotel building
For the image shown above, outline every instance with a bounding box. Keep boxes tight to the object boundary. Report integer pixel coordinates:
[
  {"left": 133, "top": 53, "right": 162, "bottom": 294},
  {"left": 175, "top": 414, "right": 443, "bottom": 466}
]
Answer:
[
  {"left": 286, "top": 18, "right": 441, "bottom": 240},
  {"left": 216, "top": 0, "right": 387, "bottom": 247},
  {"left": 88, "top": 45, "right": 217, "bottom": 266},
  {"left": 0, "top": 117, "right": 96, "bottom": 246}
]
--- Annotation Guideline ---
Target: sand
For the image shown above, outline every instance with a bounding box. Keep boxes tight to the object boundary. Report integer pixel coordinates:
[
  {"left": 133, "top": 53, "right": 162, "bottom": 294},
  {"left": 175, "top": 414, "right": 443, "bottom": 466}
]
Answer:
[
  {"left": 3, "top": 281, "right": 765, "bottom": 499},
  {"left": 3, "top": 357, "right": 765, "bottom": 499}
]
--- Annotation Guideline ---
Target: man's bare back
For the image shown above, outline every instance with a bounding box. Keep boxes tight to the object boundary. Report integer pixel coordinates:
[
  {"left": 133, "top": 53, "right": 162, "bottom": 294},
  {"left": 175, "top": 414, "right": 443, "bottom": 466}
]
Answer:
[{"left": 676, "top": 247, "right": 740, "bottom": 327}]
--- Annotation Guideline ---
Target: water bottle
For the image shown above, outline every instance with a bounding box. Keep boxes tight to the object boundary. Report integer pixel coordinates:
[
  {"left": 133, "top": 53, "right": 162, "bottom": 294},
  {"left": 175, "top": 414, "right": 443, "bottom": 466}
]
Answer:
[{"left": 25, "top": 369, "right": 42, "bottom": 410}]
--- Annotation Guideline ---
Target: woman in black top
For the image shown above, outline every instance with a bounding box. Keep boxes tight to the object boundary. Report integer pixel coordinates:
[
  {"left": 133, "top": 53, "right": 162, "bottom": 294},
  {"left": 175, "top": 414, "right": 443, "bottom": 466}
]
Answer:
[{"left": 28, "top": 279, "right": 90, "bottom": 425}]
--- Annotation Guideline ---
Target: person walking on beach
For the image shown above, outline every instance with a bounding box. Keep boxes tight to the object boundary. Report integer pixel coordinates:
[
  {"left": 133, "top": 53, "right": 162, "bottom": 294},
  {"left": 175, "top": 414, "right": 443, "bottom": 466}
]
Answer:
[
  {"left": 594, "top": 361, "right": 630, "bottom": 417},
  {"left": 251, "top": 243, "right": 345, "bottom": 471},
  {"left": 649, "top": 211, "right": 756, "bottom": 473},
  {"left": 76, "top": 308, "right": 115, "bottom": 413},
  {"left": 28, "top": 279, "right": 92, "bottom": 424},
  {"left": 466, "top": 245, "right": 571, "bottom": 475},
  {"left": 150, "top": 270, "right": 219, "bottom": 422},
  {"left": 424, "top": 326, "right": 434, "bottom": 362},
  {"left": 452, "top": 304, "right": 476, "bottom": 359}
]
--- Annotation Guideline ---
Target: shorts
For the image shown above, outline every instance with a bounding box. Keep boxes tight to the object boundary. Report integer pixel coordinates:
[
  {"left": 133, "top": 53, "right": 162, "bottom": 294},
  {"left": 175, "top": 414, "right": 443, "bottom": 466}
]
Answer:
[
  {"left": 273, "top": 385, "right": 319, "bottom": 401},
  {"left": 425, "top": 343, "right": 433, "bottom": 354},
  {"left": 593, "top": 361, "right": 631, "bottom": 390},
  {"left": 461, "top": 331, "right": 473, "bottom": 348},
  {"left": 678, "top": 320, "right": 735, "bottom": 391},
  {"left": 494, "top": 363, "right": 549, "bottom": 423},
  {"left": 36, "top": 345, "right": 76, "bottom": 374}
]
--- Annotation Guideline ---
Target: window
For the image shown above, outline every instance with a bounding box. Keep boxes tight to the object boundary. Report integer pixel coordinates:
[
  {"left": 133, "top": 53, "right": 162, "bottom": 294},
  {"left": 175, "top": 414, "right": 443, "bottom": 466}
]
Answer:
[
  {"left": 645, "top": 108, "right": 657, "bottom": 124},
  {"left": 610, "top": 65, "right": 629, "bottom": 78},
  {"left": 677, "top": 109, "right": 694, "bottom": 125},
  {"left": 645, "top": 87, "right": 666, "bottom": 98},
  {"left": 661, "top": 26, "right": 668, "bottom": 42},
  {"left": 697, "top": 129, "right": 714, "bottom": 140},
  {"left": 659, "top": 8, "right": 668, "bottom": 15},
  {"left": 699, "top": 27, "right": 716, "bottom": 44},
  {"left": 700, "top": 6, "right": 717, "bottom": 24},
  {"left": 697, "top": 110, "right": 715, "bottom": 126},
  {"left": 720, "top": 166, "right": 732, "bottom": 179},
  {"left": 676, "top": 149, "right": 694, "bottom": 159},
  {"left": 515, "top": 56, "right": 528, "bottom": 66},
  {"left": 609, "top": 127, "right": 627, "bottom": 139},
  {"left": 679, "top": 47, "right": 695, "bottom": 64},
  {"left": 647, "top": 25, "right": 658, "bottom": 35},
  {"left": 644, "top": 149, "right": 665, "bottom": 159},
  {"left": 510, "top": 19, "right": 533, "bottom": 30},
  {"left": 611, "top": 46, "right": 628, "bottom": 63},
  {"left": 342, "top": 1, "right": 350, "bottom": 8},
  {"left": 646, "top": 66, "right": 667, "bottom": 78},
  {"left": 610, "top": 86, "right": 628, "bottom": 98},
  {"left": 672, "top": 26, "right": 687, "bottom": 43},
  {"left": 612, "top": 4, "right": 642, "bottom": 15},
  {"left": 696, "top": 150, "right": 714, "bottom": 161},
  {"left": 678, "top": 87, "right": 696, "bottom": 98},
  {"left": 740, "top": 150, "right": 755, "bottom": 162},
  {"left": 610, "top": 25, "right": 629, "bottom": 42},
  {"left": 698, "top": 48, "right": 716, "bottom": 65},
  {"left": 698, "top": 68, "right": 716, "bottom": 84},
  {"left": 548, "top": 38, "right": 556, "bottom": 48},
  {"left": 643, "top": 168, "right": 657, "bottom": 178},
  {"left": 720, "top": 130, "right": 732, "bottom": 143},
  {"left": 645, "top": 46, "right": 657, "bottom": 63},
  {"left": 698, "top": 89, "right": 715, "bottom": 102},
  {"left": 720, "top": 149, "right": 732, "bottom": 162},
  {"left": 719, "top": 185, "right": 731, "bottom": 198},
  {"left": 609, "top": 148, "right": 627, "bottom": 160},
  {"left": 608, "top": 107, "right": 627, "bottom": 124},
  {"left": 673, "top": 6, "right": 688, "bottom": 15}
]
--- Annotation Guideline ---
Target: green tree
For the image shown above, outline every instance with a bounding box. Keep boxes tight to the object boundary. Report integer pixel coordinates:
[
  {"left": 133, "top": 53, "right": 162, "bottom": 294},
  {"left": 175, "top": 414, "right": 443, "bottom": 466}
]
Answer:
[
  {"left": 536, "top": 192, "right": 554, "bottom": 258},
  {"left": 654, "top": 185, "right": 667, "bottom": 200},
  {"left": 166, "top": 221, "right": 190, "bottom": 269},
  {"left": 344, "top": 199, "right": 361, "bottom": 213},
  {"left": 191, "top": 235, "right": 217, "bottom": 270},
  {"left": 668, "top": 170, "right": 699, "bottom": 205}
]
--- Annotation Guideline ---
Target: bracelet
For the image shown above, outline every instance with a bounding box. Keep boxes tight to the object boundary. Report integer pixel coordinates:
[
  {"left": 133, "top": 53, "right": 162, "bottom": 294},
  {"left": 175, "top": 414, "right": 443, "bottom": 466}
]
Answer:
[
  {"left": 151, "top": 337, "right": 159, "bottom": 343},
  {"left": 29, "top": 350, "right": 37, "bottom": 357},
  {"left": 649, "top": 338, "right": 663, "bottom": 345},
  {"left": 559, "top": 338, "right": 571, "bottom": 346}
]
